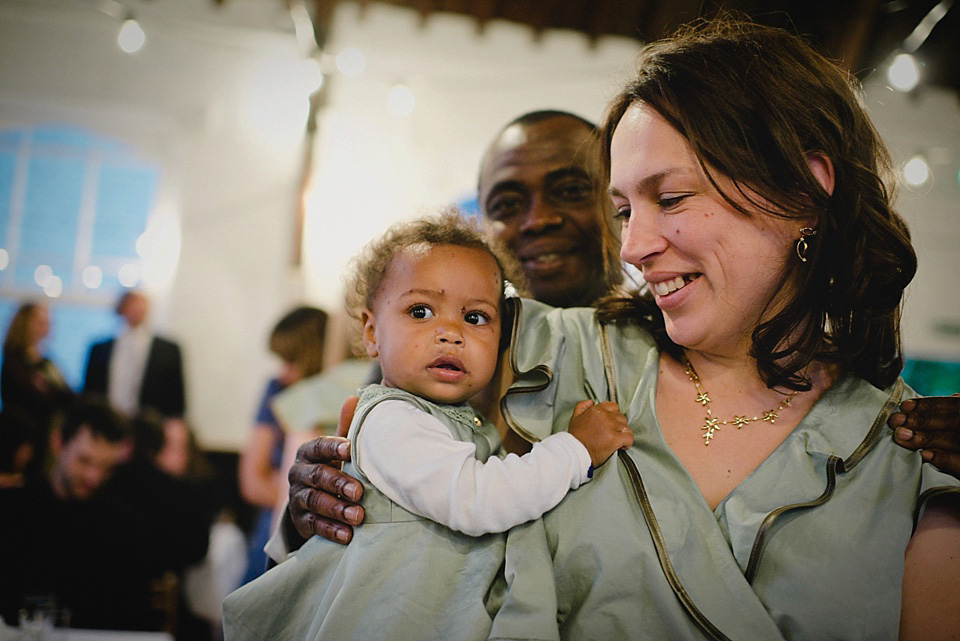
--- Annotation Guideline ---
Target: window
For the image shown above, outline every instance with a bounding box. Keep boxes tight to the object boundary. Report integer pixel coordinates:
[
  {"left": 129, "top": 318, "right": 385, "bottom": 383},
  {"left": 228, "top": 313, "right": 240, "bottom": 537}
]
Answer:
[{"left": 0, "top": 125, "right": 158, "bottom": 390}]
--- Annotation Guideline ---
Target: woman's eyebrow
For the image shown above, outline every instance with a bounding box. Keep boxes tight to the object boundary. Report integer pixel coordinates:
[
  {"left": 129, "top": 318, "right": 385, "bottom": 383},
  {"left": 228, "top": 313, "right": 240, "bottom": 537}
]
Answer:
[{"left": 607, "top": 167, "right": 696, "bottom": 197}]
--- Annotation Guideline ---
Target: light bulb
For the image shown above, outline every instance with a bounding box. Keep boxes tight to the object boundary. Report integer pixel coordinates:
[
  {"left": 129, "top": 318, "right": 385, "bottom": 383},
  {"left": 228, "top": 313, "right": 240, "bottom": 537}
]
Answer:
[
  {"left": 887, "top": 53, "right": 920, "bottom": 92},
  {"left": 336, "top": 48, "right": 366, "bottom": 77},
  {"left": 118, "top": 19, "right": 146, "bottom": 54},
  {"left": 903, "top": 155, "right": 930, "bottom": 186}
]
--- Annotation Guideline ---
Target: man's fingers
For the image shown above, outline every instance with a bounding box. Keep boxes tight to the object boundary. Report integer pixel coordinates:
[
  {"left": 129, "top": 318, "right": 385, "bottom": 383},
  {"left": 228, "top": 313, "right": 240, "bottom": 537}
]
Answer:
[
  {"left": 293, "top": 511, "right": 355, "bottom": 544},
  {"left": 893, "top": 396, "right": 960, "bottom": 430},
  {"left": 296, "top": 435, "right": 352, "bottom": 465},
  {"left": 920, "top": 449, "right": 960, "bottom": 479},
  {"left": 289, "top": 457, "right": 363, "bottom": 501},
  {"left": 291, "top": 486, "right": 364, "bottom": 525},
  {"left": 337, "top": 396, "right": 360, "bottom": 438}
]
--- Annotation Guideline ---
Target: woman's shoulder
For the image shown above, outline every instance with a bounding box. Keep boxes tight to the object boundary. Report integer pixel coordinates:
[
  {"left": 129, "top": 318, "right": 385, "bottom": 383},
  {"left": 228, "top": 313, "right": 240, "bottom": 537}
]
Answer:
[{"left": 518, "top": 298, "right": 654, "bottom": 339}]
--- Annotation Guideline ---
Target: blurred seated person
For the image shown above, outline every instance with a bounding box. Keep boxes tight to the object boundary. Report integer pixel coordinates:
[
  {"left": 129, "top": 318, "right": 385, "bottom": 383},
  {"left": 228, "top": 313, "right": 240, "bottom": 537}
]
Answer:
[
  {"left": 103, "top": 411, "right": 215, "bottom": 584},
  {"left": 1, "top": 301, "right": 74, "bottom": 474},
  {"left": 238, "top": 306, "right": 328, "bottom": 583},
  {"left": 106, "top": 412, "right": 224, "bottom": 639},
  {"left": 0, "top": 398, "right": 155, "bottom": 631},
  {"left": 150, "top": 417, "right": 249, "bottom": 638},
  {"left": 0, "top": 409, "right": 35, "bottom": 488},
  {"left": 83, "top": 290, "right": 186, "bottom": 419}
]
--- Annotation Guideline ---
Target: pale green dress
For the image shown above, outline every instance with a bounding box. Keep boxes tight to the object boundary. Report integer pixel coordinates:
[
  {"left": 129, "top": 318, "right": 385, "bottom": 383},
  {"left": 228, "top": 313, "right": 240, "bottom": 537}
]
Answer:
[
  {"left": 222, "top": 385, "right": 508, "bottom": 641},
  {"left": 490, "top": 299, "right": 960, "bottom": 641}
]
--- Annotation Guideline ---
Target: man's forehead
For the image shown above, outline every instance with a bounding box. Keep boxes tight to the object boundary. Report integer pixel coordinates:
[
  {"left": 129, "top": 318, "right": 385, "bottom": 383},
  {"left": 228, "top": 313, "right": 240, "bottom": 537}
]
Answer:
[{"left": 480, "top": 119, "right": 600, "bottom": 188}]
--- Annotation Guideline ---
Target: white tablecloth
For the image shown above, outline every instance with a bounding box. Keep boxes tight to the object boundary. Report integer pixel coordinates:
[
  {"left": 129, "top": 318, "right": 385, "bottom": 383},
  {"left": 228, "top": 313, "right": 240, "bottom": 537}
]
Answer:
[{"left": 1, "top": 627, "right": 173, "bottom": 641}]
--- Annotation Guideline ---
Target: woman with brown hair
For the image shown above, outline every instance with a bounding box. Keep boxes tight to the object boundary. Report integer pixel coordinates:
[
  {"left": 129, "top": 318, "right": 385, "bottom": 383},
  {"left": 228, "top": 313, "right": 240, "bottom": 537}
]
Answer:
[
  {"left": 1, "top": 302, "right": 73, "bottom": 474},
  {"left": 488, "top": 18, "right": 960, "bottom": 640},
  {"left": 238, "top": 305, "right": 328, "bottom": 583}
]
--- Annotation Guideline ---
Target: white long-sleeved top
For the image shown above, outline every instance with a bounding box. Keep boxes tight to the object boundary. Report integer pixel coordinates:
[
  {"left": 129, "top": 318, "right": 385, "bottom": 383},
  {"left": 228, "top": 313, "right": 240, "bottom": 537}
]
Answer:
[{"left": 357, "top": 399, "right": 591, "bottom": 537}]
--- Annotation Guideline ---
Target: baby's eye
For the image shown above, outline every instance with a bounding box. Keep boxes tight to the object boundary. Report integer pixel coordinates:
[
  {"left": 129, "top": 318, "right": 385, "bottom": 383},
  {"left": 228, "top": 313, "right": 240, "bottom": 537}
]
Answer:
[
  {"left": 409, "top": 305, "right": 434, "bottom": 319},
  {"left": 464, "top": 310, "right": 490, "bottom": 326}
]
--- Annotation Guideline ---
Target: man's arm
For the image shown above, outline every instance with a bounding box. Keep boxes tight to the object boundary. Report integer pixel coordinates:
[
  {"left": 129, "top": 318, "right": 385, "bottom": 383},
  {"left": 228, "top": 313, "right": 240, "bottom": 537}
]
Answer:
[
  {"left": 285, "top": 396, "right": 364, "bottom": 547},
  {"left": 890, "top": 395, "right": 960, "bottom": 478}
]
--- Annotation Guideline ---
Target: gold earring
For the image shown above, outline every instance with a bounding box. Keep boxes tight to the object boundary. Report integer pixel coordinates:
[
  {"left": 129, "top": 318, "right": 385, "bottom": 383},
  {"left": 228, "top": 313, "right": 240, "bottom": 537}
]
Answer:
[{"left": 796, "top": 227, "right": 817, "bottom": 263}]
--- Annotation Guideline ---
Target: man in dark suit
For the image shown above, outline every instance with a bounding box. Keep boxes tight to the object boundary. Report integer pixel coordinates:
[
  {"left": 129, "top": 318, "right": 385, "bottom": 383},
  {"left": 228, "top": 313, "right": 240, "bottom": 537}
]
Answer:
[{"left": 83, "top": 290, "right": 186, "bottom": 419}]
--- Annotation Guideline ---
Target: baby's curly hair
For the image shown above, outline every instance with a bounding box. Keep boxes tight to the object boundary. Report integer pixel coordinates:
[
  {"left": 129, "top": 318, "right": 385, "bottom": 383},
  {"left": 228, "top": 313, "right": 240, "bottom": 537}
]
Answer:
[{"left": 344, "top": 209, "right": 525, "bottom": 353}]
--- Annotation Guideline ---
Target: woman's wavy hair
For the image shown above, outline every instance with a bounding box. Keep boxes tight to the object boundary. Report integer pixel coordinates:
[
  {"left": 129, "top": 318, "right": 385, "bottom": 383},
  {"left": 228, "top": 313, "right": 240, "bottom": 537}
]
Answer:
[
  {"left": 596, "top": 17, "right": 916, "bottom": 390},
  {"left": 3, "top": 302, "right": 42, "bottom": 360}
]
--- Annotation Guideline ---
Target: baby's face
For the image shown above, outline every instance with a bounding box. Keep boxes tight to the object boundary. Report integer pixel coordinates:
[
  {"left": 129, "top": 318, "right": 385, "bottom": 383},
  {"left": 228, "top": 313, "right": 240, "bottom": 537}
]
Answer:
[{"left": 362, "top": 243, "right": 503, "bottom": 405}]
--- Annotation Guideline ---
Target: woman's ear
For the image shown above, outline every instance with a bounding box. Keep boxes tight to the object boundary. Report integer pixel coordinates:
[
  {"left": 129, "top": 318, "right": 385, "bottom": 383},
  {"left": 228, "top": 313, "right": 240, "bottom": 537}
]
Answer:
[
  {"left": 806, "top": 152, "right": 835, "bottom": 196},
  {"left": 360, "top": 308, "right": 379, "bottom": 358}
]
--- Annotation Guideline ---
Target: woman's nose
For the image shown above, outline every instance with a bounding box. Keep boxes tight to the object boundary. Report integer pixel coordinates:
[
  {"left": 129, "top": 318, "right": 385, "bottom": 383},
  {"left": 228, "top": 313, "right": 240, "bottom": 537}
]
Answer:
[{"left": 619, "top": 210, "right": 667, "bottom": 267}]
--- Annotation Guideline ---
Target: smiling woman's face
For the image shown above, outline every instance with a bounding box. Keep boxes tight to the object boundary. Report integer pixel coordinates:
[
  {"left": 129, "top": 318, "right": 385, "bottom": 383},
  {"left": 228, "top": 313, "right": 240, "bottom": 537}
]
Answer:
[{"left": 609, "top": 103, "right": 801, "bottom": 359}]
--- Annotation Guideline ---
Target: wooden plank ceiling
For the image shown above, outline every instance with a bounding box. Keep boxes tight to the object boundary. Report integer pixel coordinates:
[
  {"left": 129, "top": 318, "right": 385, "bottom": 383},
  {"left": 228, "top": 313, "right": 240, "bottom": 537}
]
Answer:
[{"left": 309, "top": 0, "right": 959, "bottom": 94}]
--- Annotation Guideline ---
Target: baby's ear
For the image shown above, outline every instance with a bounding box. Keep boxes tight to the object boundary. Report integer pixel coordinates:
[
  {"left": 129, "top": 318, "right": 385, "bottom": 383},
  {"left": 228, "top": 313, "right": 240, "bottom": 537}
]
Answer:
[{"left": 360, "top": 308, "right": 379, "bottom": 358}]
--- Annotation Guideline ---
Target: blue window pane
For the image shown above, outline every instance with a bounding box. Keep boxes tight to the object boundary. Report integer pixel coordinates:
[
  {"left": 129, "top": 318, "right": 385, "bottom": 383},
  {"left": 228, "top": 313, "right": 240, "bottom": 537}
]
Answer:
[
  {"left": 0, "top": 152, "right": 14, "bottom": 248},
  {"left": 47, "top": 303, "right": 120, "bottom": 390},
  {"left": 92, "top": 163, "right": 155, "bottom": 258},
  {"left": 22, "top": 155, "right": 84, "bottom": 254},
  {"left": 456, "top": 194, "right": 480, "bottom": 221},
  {"left": 0, "top": 130, "right": 24, "bottom": 146},
  {"left": 32, "top": 126, "right": 93, "bottom": 150},
  {"left": 12, "top": 255, "right": 73, "bottom": 291}
]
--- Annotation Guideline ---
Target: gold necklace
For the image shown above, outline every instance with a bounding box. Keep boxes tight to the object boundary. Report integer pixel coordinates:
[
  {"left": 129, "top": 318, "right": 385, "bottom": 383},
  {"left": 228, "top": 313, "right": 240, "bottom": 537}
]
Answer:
[{"left": 682, "top": 357, "right": 798, "bottom": 446}]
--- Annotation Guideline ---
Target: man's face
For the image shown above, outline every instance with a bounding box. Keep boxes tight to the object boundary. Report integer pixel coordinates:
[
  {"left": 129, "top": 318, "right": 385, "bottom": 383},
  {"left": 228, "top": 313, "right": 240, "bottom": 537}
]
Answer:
[
  {"left": 478, "top": 116, "right": 607, "bottom": 307},
  {"left": 121, "top": 293, "right": 149, "bottom": 328},
  {"left": 52, "top": 426, "right": 125, "bottom": 501}
]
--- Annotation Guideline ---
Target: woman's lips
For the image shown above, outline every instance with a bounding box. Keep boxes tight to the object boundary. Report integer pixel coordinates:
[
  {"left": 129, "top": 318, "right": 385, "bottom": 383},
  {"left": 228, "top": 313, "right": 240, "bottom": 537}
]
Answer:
[
  {"left": 648, "top": 274, "right": 700, "bottom": 309},
  {"left": 651, "top": 274, "right": 698, "bottom": 296}
]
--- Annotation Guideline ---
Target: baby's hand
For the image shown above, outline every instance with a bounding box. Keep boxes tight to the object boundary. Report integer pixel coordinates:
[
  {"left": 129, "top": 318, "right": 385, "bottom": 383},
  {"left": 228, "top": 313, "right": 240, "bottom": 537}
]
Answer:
[{"left": 567, "top": 400, "right": 634, "bottom": 468}]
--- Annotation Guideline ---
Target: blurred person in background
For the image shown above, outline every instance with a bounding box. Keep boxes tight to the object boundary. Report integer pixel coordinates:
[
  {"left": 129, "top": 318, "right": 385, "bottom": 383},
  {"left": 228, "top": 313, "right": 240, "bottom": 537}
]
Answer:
[
  {"left": 0, "top": 398, "right": 154, "bottom": 631},
  {"left": 83, "top": 290, "right": 186, "bottom": 419},
  {"left": 0, "top": 408, "right": 36, "bottom": 488},
  {"left": 1, "top": 301, "right": 75, "bottom": 475},
  {"left": 238, "top": 305, "right": 328, "bottom": 583},
  {"left": 103, "top": 410, "right": 216, "bottom": 635}
]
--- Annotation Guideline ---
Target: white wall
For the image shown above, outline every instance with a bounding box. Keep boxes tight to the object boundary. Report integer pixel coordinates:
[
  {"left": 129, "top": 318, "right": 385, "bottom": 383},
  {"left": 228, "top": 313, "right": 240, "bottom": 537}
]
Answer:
[
  {"left": 863, "top": 80, "right": 960, "bottom": 360},
  {"left": 0, "top": 0, "right": 311, "bottom": 449},
  {"left": 1, "top": 0, "right": 957, "bottom": 450}
]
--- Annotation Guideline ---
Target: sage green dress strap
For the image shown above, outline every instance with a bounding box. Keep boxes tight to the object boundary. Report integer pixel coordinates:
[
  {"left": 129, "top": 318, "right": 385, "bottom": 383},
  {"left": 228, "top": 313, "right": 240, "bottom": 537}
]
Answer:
[
  {"left": 223, "top": 385, "right": 507, "bottom": 641},
  {"left": 492, "top": 299, "right": 960, "bottom": 641}
]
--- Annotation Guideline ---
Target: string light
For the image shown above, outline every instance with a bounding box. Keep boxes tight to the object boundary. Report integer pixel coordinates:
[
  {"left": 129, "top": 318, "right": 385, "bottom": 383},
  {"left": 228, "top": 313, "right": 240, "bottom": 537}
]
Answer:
[
  {"left": 886, "top": 0, "right": 953, "bottom": 92},
  {"left": 903, "top": 155, "right": 931, "bottom": 186},
  {"left": 887, "top": 53, "right": 920, "bottom": 92},
  {"left": 336, "top": 47, "right": 366, "bottom": 77},
  {"left": 118, "top": 17, "right": 145, "bottom": 54},
  {"left": 82, "top": 266, "right": 104, "bottom": 289}
]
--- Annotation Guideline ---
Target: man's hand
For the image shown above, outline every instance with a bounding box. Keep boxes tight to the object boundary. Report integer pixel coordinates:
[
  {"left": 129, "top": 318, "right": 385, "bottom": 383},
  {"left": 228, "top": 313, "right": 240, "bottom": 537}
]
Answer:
[
  {"left": 890, "top": 394, "right": 960, "bottom": 478},
  {"left": 287, "top": 396, "right": 364, "bottom": 544}
]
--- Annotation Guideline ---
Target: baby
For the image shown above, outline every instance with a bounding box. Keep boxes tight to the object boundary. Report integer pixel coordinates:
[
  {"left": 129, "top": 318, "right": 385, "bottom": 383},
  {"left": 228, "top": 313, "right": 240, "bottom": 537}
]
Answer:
[{"left": 223, "top": 212, "right": 632, "bottom": 641}]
